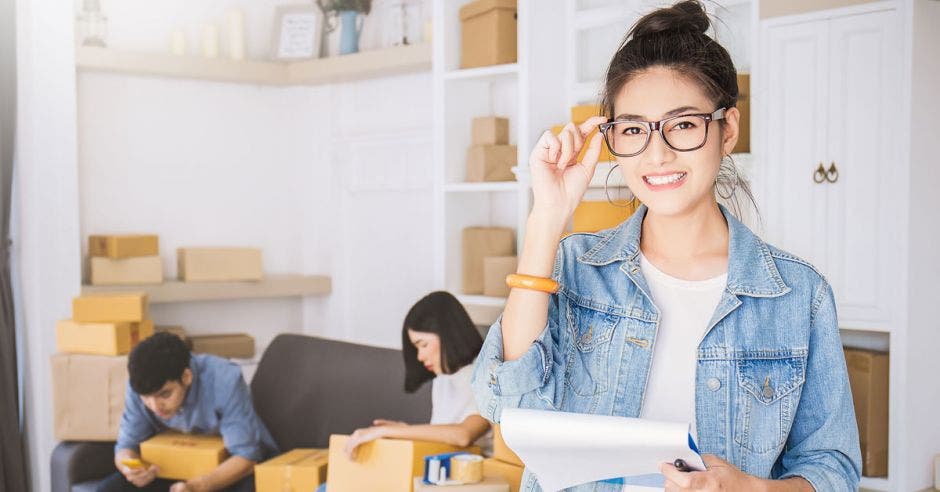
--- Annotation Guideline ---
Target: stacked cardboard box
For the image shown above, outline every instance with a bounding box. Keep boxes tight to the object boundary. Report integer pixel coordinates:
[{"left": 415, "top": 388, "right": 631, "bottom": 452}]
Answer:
[
  {"left": 462, "top": 228, "right": 516, "bottom": 295},
  {"left": 844, "top": 347, "right": 889, "bottom": 477},
  {"left": 255, "top": 449, "right": 329, "bottom": 492},
  {"left": 89, "top": 235, "right": 163, "bottom": 286},
  {"left": 467, "top": 116, "right": 517, "bottom": 183},
  {"left": 483, "top": 425, "right": 524, "bottom": 492},
  {"left": 326, "top": 435, "right": 480, "bottom": 492},
  {"left": 482, "top": 256, "right": 518, "bottom": 298},
  {"left": 52, "top": 292, "right": 152, "bottom": 440},
  {"left": 459, "top": 0, "right": 517, "bottom": 69},
  {"left": 190, "top": 333, "right": 255, "bottom": 359}
]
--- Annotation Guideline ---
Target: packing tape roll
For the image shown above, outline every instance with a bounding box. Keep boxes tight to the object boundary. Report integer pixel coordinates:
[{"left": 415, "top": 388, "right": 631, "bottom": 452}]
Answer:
[{"left": 451, "top": 453, "right": 484, "bottom": 484}]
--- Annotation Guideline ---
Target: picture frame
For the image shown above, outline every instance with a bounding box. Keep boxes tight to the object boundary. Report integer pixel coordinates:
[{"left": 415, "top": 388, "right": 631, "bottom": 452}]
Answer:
[{"left": 270, "top": 5, "right": 322, "bottom": 60}]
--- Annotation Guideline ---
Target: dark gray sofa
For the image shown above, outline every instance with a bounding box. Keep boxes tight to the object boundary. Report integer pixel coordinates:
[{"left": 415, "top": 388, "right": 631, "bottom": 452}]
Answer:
[{"left": 51, "top": 333, "right": 433, "bottom": 492}]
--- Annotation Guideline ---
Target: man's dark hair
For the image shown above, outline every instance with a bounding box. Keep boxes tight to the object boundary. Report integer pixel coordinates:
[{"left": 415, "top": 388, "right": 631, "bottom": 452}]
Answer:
[
  {"left": 402, "top": 291, "right": 483, "bottom": 393},
  {"left": 128, "top": 332, "right": 191, "bottom": 395}
]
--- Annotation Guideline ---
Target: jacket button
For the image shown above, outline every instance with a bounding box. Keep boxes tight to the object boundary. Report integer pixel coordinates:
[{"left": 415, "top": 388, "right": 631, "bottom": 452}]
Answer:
[{"left": 706, "top": 378, "right": 721, "bottom": 391}]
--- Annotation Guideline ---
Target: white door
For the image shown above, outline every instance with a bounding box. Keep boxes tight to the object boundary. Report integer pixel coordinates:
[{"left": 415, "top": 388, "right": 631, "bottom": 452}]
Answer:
[
  {"left": 760, "top": 19, "right": 830, "bottom": 273},
  {"left": 824, "top": 8, "right": 899, "bottom": 326}
]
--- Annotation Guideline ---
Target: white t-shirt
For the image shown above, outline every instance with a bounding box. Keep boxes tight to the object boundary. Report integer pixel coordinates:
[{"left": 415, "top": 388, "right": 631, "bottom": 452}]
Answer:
[
  {"left": 637, "top": 252, "right": 727, "bottom": 442},
  {"left": 431, "top": 364, "right": 493, "bottom": 455}
]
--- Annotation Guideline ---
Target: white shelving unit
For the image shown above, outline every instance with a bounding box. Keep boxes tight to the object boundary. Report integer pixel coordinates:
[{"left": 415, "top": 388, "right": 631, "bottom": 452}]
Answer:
[
  {"left": 76, "top": 43, "right": 431, "bottom": 86},
  {"left": 432, "top": 0, "right": 568, "bottom": 326},
  {"left": 81, "top": 274, "right": 332, "bottom": 303}
]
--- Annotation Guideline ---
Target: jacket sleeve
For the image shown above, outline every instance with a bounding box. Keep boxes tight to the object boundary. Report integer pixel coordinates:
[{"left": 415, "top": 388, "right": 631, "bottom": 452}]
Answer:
[{"left": 774, "top": 280, "right": 862, "bottom": 491}]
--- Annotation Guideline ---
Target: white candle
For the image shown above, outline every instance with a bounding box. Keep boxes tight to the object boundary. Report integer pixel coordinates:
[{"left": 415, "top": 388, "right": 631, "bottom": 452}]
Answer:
[
  {"left": 226, "top": 9, "right": 245, "bottom": 60},
  {"left": 169, "top": 29, "right": 187, "bottom": 56},
  {"left": 202, "top": 24, "right": 219, "bottom": 58}
]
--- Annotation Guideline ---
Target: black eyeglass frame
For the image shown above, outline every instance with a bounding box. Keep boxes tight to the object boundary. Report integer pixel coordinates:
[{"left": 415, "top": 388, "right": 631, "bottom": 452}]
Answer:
[{"left": 597, "top": 107, "right": 728, "bottom": 157}]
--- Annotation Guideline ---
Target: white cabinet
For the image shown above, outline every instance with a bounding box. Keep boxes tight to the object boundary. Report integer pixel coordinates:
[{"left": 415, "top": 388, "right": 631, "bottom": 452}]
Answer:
[{"left": 759, "top": 8, "right": 900, "bottom": 329}]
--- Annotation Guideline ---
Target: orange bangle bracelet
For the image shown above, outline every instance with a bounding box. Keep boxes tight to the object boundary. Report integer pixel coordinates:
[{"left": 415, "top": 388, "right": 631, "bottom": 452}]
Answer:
[{"left": 505, "top": 274, "right": 559, "bottom": 294}]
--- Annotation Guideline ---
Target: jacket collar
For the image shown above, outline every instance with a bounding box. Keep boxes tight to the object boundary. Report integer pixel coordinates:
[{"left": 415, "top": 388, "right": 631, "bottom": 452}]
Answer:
[{"left": 577, "top": 203, "right": 790, "bottom": 298}]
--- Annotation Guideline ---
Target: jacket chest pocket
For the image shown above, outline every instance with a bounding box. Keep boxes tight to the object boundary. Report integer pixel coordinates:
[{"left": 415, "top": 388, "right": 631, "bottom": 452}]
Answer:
[
  {"left": 564, "top": 300, "right": 619, "bottom": 397},
  {"left": 733, "top": 353, "right": 807, "bottom": 454}
]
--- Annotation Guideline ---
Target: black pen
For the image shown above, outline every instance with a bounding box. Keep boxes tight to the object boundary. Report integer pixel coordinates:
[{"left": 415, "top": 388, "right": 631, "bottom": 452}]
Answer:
[{"left": 674, "top": 459, "right": 692, "bottom": 472}]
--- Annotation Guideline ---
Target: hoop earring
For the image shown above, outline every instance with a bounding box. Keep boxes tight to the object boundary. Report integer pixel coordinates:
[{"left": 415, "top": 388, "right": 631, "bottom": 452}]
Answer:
[
  {"left": 716, "top": 154, "right": 740, "bottom": 200},
  {"left": 605, "top": 164, "right": 636, "bottom": 208}
]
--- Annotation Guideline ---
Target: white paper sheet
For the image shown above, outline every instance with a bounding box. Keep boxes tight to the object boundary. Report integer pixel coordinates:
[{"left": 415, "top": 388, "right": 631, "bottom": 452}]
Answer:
[{"left": 500, "top": 408, "right": 706, "bottom": 491}]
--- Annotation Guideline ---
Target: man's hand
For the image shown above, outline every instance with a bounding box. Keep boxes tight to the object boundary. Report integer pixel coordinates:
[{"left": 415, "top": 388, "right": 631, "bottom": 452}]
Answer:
[{"left": 121, "top": 464, "right": 159, "bottom": 488}]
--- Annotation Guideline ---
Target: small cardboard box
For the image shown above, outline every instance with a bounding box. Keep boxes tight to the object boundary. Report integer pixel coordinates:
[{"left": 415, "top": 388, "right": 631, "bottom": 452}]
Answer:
[
  {"left": 570, "top": 104, "right": 602, "bottom": 124},
  {"left": 482, "top": 458, "right": 524, "bottom": 492},
  {"left": 255, "top": 448, "right": 329, "bottom": 492},
  {"left": 492, "top": 425, "right": 523, "bottom": 468},
  {"left": 327, "top": 435, "right": 480, "bottom": 492},
  {"left": 190, "top": 334, "right": 255, "bottom": 359},
  {"left": 89, "top": 234, "right": 159, "bottom": 259},
  {"left": 178, "top": 248, "right": 263, "bottom": 282},
  {"left": 733, "top": 73, "right": 750, "bottom": 154},
  {"left": 466, "top": 145, "right": 517, "bottom": 182},
  {"left": 571, "top": 201, "right": 638, "bottom": 234},
  {"left": 482, "top": 256, "right": 518, "bottom": 298},
  {"left": 550, "top": 124, "right": 615, "bottom": 163},
  {"left": 51, "top": 354, "right": 127, "bottom": 441},
  {"left": 845, "top": 347, "right": 889, "bottom": 477},
  {"left": 414, "top": 476, "right": 510, "bottom": 492},
  {"left": 72, "top": 292, "right": 148, "bottom": 323},
  {"left": 462, "top": 227, "right": 515, "bottom": 295},
  {"left": 90, "top": 256, "right": 163, "bottom": 286},
  {"left": 472, "top": 116, "right": 510, "bottom": 145},
  {"left": 56, "top": 319, "right": 154, "bottom": 356},
  {"left": 140, "top": 432, "right": 229, "bottom": 481},
  {"left": 459, "top": 0, "right": 517, "bottom": 69}
]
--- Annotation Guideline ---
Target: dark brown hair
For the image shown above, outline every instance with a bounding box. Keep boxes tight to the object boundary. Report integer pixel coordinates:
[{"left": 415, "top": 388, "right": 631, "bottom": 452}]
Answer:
[
  {"left": 402, "top": 291, "right": 483, "bottom": 393},
  {"left": 601, "top": 0, "right": 758, "bottom": 219}
]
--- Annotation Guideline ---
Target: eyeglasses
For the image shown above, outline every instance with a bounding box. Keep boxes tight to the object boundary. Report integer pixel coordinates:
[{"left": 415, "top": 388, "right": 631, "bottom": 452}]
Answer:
[{"left": 598, "top": 108, "right": 727, "bottom": 157}]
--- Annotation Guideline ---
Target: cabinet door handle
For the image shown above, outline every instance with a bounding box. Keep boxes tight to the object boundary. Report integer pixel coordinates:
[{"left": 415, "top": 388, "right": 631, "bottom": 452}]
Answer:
[
  {"left": 814, "top": 163, "right": 827, "bottom": 184},
  {"left": 826, "top": 161, "right": 839, "bottom": 183}
]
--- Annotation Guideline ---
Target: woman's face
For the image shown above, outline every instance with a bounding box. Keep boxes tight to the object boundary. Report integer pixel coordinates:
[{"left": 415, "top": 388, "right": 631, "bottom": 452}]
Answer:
[
  {"left": 408, "top": 329, "right": 442, "bottom": 375},
  {"left": 611, "top": 66, "right": 739, "bottom": 217}
]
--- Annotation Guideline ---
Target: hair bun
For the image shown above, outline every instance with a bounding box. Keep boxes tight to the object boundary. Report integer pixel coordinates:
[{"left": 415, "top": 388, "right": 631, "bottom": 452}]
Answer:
[{"left": 630, "top": 0, "right": 710, "bottom": 39}]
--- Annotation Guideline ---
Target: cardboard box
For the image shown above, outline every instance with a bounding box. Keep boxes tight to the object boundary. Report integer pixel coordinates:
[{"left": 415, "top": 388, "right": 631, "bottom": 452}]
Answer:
[
  {"left": 572, "top": 201, "right": 638, "bottom": 234},
  {"left": 466, "top": 145, "right": 517, "bottom": 182},
  {"left": 845, "top": 348, "right": 889, "bottom": 477},
  {"left": 414, "top": 476, "right": 509, "bottom": 492},
  {"left": 459, "top": 0, "right": 517, "bottom": 69},
  {"left": 90, "top": 256, "right": 163, "bottom": 286},
  {"left": 51, "top": 354, "right": 127, "bottom": 440},
  {"left": 72, "top": 292, "right": 148, "bottom": 323},
  {"left": 482, "top": 458, "right": 524, "bottom": 492},
  {"left": 492, "top": 425, "right": 523, "bottom": 468},
  {"left": 255, "top": 448, "right": 329, "bottom": 492},
  {"left": 327, "top": 435, "right": 480, "bottom": 492},
  {"left": 570, "top": 104, "right": 602, "bottom": 124},
  {"left": 472, "top": 116, "right": 510, "bottom": 145},
  {"left": 733, "top": 73, "right": 750, "bottom": 154},
  {"left": 140, "top": 432, "right": 229, "bottom": 481},
  {"left": 550, "top": 125, "right": 615, "bottom": 163},
  {"left": 89, "top": 234, "right": 159, "bottom": 259},
  {"left": 178, "top": 248, "right": 263, "bottom": 282},
  {"left": 56, "top": 319, "right": 154, "bottom": 356},
  {"left": 190, "top": 334, "right": 255, "bottom": 359},
  {"left": 462, "top": 228, "right": 515, "bottom": 295},
  {"left": 482, "top": 256, "right": 518, "bottom": 298}
]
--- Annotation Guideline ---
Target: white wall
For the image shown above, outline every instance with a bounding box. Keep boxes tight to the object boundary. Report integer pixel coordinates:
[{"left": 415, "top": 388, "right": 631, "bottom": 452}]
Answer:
[{"left": 18, "top": 2, "right": 436, "bottom": 490}]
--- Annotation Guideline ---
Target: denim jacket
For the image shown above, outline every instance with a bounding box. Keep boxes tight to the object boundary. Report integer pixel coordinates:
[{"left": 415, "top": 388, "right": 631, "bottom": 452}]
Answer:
[{"left": 471, "top": 204, "right": 862, "bottom": 491}]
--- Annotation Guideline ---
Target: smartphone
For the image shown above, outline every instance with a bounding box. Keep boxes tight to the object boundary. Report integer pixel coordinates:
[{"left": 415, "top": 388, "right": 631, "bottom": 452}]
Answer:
[{"left": 121, "top": 458, "right": 146, "bottom": 470}]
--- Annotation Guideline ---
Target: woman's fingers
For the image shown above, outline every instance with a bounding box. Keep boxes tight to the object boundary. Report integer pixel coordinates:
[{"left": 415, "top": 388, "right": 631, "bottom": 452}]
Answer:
[
  {"left": 557, "top": 126, "right": 576, "bottom": 170},
  {"left": 579, "top": 132, "right": 604, "bottom": 171},
  {"left": 533, "top": 130, "right": 561, "bottom": 166}
]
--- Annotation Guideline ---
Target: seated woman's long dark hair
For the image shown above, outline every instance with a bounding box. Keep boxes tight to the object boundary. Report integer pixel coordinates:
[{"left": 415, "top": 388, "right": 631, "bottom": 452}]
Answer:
[{"left": 402, "top": 291, "right": 483, "bottom": 393}]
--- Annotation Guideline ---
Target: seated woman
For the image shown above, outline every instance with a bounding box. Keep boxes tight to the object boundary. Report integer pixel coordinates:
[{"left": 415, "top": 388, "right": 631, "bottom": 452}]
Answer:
[{"left": 344, "top": 290, "right": 493, "bottom": 459}]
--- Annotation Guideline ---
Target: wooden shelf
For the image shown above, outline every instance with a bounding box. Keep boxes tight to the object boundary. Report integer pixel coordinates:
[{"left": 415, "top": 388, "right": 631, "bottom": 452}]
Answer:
[
  {"left": 81, "top": 274, "right": 331, "bottom": 303},
  {"left": 443, "top": 63, "right": 518, "bottom": 82},
  {"left": 76, "top": 44, "right": 432, "bottom": 86}
]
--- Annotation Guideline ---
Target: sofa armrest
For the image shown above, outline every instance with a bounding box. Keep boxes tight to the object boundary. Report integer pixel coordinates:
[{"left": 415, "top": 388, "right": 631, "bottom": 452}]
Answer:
[{"left": 51, "top": 441, "right": 115, "bottom": 492}]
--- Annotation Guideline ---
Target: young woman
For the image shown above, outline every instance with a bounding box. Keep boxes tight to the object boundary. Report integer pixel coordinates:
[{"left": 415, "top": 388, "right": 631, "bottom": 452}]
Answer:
[
  {"left": 470, "top": 2, "right": 862, "bottom": 491},
  {"left": 344, "top": 291, "right": 492, "bottom": 459}
]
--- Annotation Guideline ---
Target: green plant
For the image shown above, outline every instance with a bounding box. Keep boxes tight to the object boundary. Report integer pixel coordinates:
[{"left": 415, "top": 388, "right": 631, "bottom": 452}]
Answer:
[{"left": 316, "top": 0, "right": 371, "bottom": 14}]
